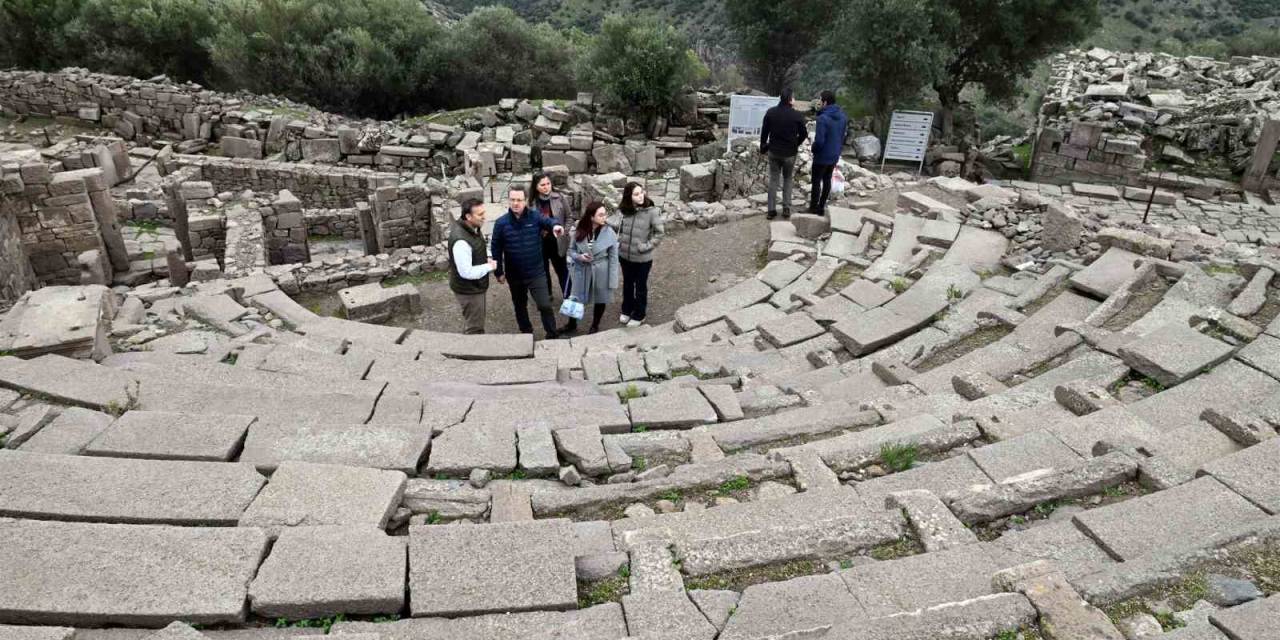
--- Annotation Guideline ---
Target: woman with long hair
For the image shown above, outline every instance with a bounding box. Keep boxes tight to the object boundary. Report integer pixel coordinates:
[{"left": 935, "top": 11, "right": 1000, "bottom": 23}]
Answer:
[
  {"left": 530, "top": 172, "right": 572, "bottom": 297},
  {"left": 564, "top": 201, "right": 620, "bottom": 334},
  {"left": 608, "top": 182, "right": 664, "bottom": 328}
]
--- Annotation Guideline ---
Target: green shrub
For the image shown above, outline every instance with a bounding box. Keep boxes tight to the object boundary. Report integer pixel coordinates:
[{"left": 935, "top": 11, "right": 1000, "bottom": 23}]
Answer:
[
  {"left": 0, "top": 0, "right": 85, "bottom": 70},
  {"left": 68, "top": 0, "right": 218, "bottom": 83},
  {"left": 577, "top": 14, "right": 707, "bottom": 120}
]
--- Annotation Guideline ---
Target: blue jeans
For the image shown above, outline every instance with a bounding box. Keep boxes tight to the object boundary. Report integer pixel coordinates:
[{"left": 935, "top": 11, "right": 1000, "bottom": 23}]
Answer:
[{"left": 620, "top": 258, "right": 652, "bottom": 321}]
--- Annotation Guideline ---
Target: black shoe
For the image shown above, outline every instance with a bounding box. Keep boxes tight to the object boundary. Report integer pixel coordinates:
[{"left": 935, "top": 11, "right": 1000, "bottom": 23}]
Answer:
[
  {"left": 781, "top": 209, "right": 792, "bottom": 219},
  {"left": 559, "top": 324, "right": 578, "bottom": 336},
  {"left": 546, "top": 330, "right": 563, "bottom": 340},
  {"left": 589, "top": 326, "right": 600, "bottom": 334},
  {"left": 766, "top": 210, "right": 777, "bottom": 220}
]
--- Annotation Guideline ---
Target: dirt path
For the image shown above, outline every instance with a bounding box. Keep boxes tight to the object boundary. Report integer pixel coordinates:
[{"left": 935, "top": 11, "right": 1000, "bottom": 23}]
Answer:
[{"left": 303, "top": 215, "right": 771, "bottom": 335}]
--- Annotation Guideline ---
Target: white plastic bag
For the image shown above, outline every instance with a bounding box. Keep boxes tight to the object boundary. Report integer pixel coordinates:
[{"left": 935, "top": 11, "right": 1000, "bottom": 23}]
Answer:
[{"left": 831, "top": 166, "right": 846, "bottom": 196}]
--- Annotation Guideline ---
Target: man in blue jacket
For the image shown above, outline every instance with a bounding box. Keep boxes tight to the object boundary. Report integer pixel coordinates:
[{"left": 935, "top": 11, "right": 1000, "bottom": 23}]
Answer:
[
  {"left": 809, "top": 90, "right": 848, "bottom": 216},
  {"left": 491, "top": 185, "right": 565, "bottom": 339}
]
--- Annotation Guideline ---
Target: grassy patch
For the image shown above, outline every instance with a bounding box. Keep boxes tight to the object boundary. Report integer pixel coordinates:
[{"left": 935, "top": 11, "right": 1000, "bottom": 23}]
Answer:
[
  {"left": 1204, "top": 264, "right": 1241, "bottom": 276},
  {"left": 577, "top": 569, "right": 630, "bottom": 608},
  {"left": 868, "top": 535, "right": 925, "bottom": 561},
  {"left": 1108, "top": 370, "right": 1166, "bottom": 395},
  {"left": 825, "top": 266, "right": 860, "bottom": 293},
  {"left": 946, "top": 283, "right": 964, "bottom": 302},
  {"left": 717, "top": 475, "right": 750, "bottom": 495},
  {"left": 683, "top": 559, "right": 825, "bottom": 592},
  {"left": 274, "top": 614, "right": 346, "bottom": 632},
  {"left": 991, "top": 626, "right": 1045, "bottom": 640},
  {"left": 631, "top": 456, "right": 648, "bottom": 471},
  {"left": 125, "top": 220, "right": 162, "bottom": 239},
  {"left": 140, "top": 250, "right": 156, "bottom": 261},
  {"left": 1104, "top": 572, "right": 1209, "bottom": 630},
  {"left": 879, "top": 442, "right": 918, "bottom": 473},
  {"left": 890, "top": 277, "right": 909, "bottom": 294},
  {"left": 617, "top": 384, "right": 644, "bottom": 403}
]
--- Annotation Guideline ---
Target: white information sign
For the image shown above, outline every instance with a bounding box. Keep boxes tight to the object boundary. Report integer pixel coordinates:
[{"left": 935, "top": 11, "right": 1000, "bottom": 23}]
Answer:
[
  {"left": 727, "top": 94, "right": 779, "bottom": 152},
  {"left": 881, "top": 110, "right": 934, "bottom": 175}
]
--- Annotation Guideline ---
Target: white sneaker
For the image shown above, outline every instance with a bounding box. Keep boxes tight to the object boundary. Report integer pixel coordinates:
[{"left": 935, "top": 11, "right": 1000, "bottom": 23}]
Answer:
[
  {"left": 619, "top": 314, "right": 631, "bottom": 324},
  {"left": 627, "top": 319, "right": 643, "bottom": 328}
]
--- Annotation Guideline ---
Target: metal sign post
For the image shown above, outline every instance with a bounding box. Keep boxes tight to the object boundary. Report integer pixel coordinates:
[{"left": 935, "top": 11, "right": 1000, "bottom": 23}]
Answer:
[
  {"left": 881, "top": 110, "right": 934, "bottom": 176},
  {"left": 726, "top": 94, "right": 779, "bottom": 152}
]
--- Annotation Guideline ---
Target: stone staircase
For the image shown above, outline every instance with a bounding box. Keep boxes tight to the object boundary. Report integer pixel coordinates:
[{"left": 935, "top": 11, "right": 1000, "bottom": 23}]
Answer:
[{"left": 1, "top": 198, "right": 1279, "bottom": 640}]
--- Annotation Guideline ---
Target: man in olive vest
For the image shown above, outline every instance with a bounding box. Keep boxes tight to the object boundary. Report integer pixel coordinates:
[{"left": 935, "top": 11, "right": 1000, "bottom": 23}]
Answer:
[{"left": 448, "top": 199, "right": 498, "bottom": 334}]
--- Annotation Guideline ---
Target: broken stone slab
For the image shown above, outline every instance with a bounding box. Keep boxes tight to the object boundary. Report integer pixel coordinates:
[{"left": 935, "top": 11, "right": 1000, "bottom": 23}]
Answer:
[
  {"left": 332, "top": 603, "right": 626, "bottom": 639},
  {"left": 987, "top": 520, "right": 1117, "bottom": 583},
  {"left": 184, "top": 294, "right": 251, "bottom": 337},
  {"left": 622, "top": 591, "right": 717, "bottom": 639},
  {"left": 1096, "top": 227, "right": 1174, "bottom": 260},
  {"left": 400, "top": 330, "right": 534, "bottom": 360},
  {"left": 628, "top": 542, "right": 684, "bottom": 594},
  {"left": 1208, "top": 593, "right": 1280, "bottom": 640},
  {"left": 1054, "top": 381, "right": 1121, "bottom": 416},
  {"left": 952, "top": 372, "right": 1007, "bottom": 401},
  {"left": 628, "top": 387, "right": 717, "bottom": 429},
  {"left": 464, "top": 394, "right": 631, "bottom": 434},
  {"left": 1201, "top": 407, "right": 1276, "bottom": 447},
  {"left": 488, "top": 481, "right": 534, "bottom": 522},
  {"left": 757, "top": 260, "right": 808, "bottom": 291},
  {"left": 238, "top": 461, "right": 407, "bottom": 535},
  {"left": 1228, "top": 267, "right": 1273, "bottom": 317},
  {"left": 784, "top": 451, "right": 842, "bottom": 492},
  {"left": 1234, "top": 333, "right": 1280, "bottom": 381},
  {"left": 0, "top": 286, "right": 113, "bottom": 361},
  {"left": 699, "top": 384, "right": 744, "bottom": 422},
  {"left": 675, "top": 279, "right": 774, "bottom": 331},
  {"left": 0, "top": 625, "right": 76, "bottom": 640},
  {"left": 368, "top": 356, "right": 557, "bottom": 386},
  {"left": 718, "top": 573, "right": 859, "bottom": 640},
  {"left": 0, "top": 450, "right": 264, "bottom": 525},
  {"left": 83, "top": 411, "right": 254, "bottom": 461},
  {"left": 1190, "top": 307, "right": 1261, "bottom": 342},
  {"left": 838, "top": 545, "right": 1011, "bottom": 619},
  {"left": 516, "top": 422, "right": 558, "bottom": 477},
  {"left": 239, "top": 421, "right": 431, "bottom": 474},
  {"left": 296, "top": 317, "right": 409, "bottom": 346},
  {"left": 946, "top": 452, "right": 1137, "bottom": 524},
  {"left": 823, "top": 593, "right": 1037, "bottom": 639},
  {"left": 399, "top": 479, "right": 491, "bottom": 519},
  {"left": 531, "top": 454, "right": 790, "bottom": 517},
  {"left": 1069, "top": 247, "right": 1145, "bottom": 299},
  {"left": 898, "top": 191, "right": 960, "bottom": 219},
  {"left": 245, "top": 289, "right": 319, "bottom": 329},
  {"left": 0, "top": 354, "right": 137, "bottom": 412},
  {"left": 918, "top": 218, "right": 961, "bottom": 248},
  {"left": 16, "top": 407, "right": 112, "bottom": 455},
  {"left": 775, "top": 414, "right": 981, "bottom": 473},
  {"left": 581, "top": 353, "right": 622, "bottom": 384},
  {"left": 967, "top": 430, "right": 1085, "bottom": 483},
  {"left": 1118, "top": 322, "right": 1234, "bottom": 387},
  {"left": 617, "top": 351, "right": 648, "bottom": 382},
  {"left": 887, "top": 489, "right": 978, "bottom": 552},
  {"left": 422, "top": 419, "right": 516, "bottom": 475},
  {"left": 689, "top": 590, "right": 740, "bottom": 633},
  {"left": 992, "top": 562, "right": 1124, "bottom": 640},
  {"left": 0, "top": 518, "right": 267, "bottom": 626},
  {"left": 1200, "top": 437, "right": 1280, "bottom": 515},
  {"left": 710, "top": 401, "right": 879, "bottom": 451},
  {"left": 408, "top": 518, "right": 578, "bottom": 617},
  {"left": 1072, "top": 182, "right": 1122, "bottom": 201},
  {"left": 757, "top": 313, "right": 826, "bottom": 347},
  {"left": 1072, "top": 476, "right": 1269, "bottom": 562},
  {"left": 248, "top": 526, "right": 405, "bottom": 618},
  {"left": 553, "top": 425, "right": 610, "bottom": 476}
]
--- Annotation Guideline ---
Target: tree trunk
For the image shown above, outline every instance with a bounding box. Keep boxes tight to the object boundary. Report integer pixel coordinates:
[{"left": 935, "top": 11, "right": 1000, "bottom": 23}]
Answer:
[{"left": 936, "top": 84, "right": 960, "bottom": 141}]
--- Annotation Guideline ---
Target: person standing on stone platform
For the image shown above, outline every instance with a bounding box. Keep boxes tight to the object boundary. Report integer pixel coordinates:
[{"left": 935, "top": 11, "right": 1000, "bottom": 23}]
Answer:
[
  {"left": 530, "top": 172, "right": 572, "bottom": 298},
  {"left": 759, "top": 88, "right": 808, "bottom": 220},
  {"left": 448, "top": 199, "right": 498, "bottom": 335},
  {"left": 608, "top": 182, "right": 664, "bottom": 328},
  {"left": 809, "top": 90, "right": 849, "bottom": 217},
  {"left": 491, "top": 185, "right": 565, "bottom": 339},
  {"left": 564, "top": 201, "right": 620, "bottom": 335}
]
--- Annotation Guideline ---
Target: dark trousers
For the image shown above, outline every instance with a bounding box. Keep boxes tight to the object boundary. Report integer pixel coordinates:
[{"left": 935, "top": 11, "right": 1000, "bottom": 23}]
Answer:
[
  {"left": 767, "top": 152, "right": 796, "bottom": 213},
  {"left": 620, "top": 258, "right": 653, "bottom": 321},
  {"left": 810, "top": 162, "right": 836, "bottom": 214},
  {"left": 508, "top": 276, "right": 557, "bottom": 336},
  {"left": 542, "top": 235, "right": 569, "bottom": 297}
]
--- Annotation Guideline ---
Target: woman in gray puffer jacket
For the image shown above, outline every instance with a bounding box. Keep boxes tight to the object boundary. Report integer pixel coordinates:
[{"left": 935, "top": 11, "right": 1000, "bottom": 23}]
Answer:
[{"left": 608, "top": 182, "right": 665, "bottom": 327}]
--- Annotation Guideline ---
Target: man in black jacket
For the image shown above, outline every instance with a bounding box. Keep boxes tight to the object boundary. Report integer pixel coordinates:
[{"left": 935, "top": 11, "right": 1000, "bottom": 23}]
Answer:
[{"left": 759, "top": 89, "right": 808, "bottom": 220}]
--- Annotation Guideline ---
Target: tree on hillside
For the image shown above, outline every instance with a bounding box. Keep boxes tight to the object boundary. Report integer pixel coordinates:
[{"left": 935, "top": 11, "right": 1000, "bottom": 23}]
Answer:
[
  {"left": 208, "top": 0, "right": 446, "bottom": 118},
  {"left": 828, "top": 0, "right": 946, "bottom": 135},
  {"left": 0, "top": 0, "right": 84, "bottom": 70},
  {"left": 577, "top": 15, "right": 708, "bottom": 121},
  {"left": 725, "top": 0, "right": 827, "bottom": 94},
  {"left": 927, "top": 0, "right": 1100, "bottom": 136},
  {"left": 433, "top": 6, "right": 579, "bottom": 109},
  {"left": 68, "top": 0, "right": 218, "bottom": 84}
]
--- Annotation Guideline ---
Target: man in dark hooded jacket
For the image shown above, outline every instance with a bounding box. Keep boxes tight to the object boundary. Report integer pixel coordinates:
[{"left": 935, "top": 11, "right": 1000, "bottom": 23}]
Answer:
[
  {"left": 809, "top": 90, "right": 849, "bottom": 216},
  {"left": 759, "top": 88, "right": 807, "bottom": 220}
]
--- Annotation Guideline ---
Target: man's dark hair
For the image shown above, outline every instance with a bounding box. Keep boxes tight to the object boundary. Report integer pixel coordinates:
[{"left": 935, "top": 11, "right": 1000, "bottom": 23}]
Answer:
[
  {"left": 508, "top": 185, "right": 529, "bottom": 198},
  {"left": 460, "top": 198, "right": 484, "bottom": 220},
  {"left": 780, "top": 88, "right": 793, "bottom": 105},
  {"left": 821, "top": 90, "right": 837, "bottom": 106}
]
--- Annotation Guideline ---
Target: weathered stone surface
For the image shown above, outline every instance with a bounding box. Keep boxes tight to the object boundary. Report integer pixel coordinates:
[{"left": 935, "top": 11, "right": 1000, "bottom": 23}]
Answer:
[
  {"left": 1201, "top": 438, "right": 1280, "bottom": 515},
  {"left": 18, "top": 407, "right": 113, "bottom": 454},
  {"left": 516, "top": 422, "right": 558, "bottom": 477},
  {"left": 823, "top": 593, "right": 1037, "bottom": 640},
  {"left": 0, "top": 625, "right": 75, "bottom": 640},
  {"left": 400, "top": 331, "right": 534, "bottom": 360},
  {"left": 757, "top": 260, "right": 807, "bottom": 291},
  {"left": 947, "top": 452, "right": 1137, "bottom": 524},
  {"left": 1118, "top": 323, "right": 1234, "bottom": 387},
  {"left": 424, "top": 420, "right": 516, "bottom": 474},
  {"left": 1043, "top": 202, "right": 1083, "bottom": 252},
  {"left": 993, "top": 563, "right": 1123, "bottom": 640},
  {"left": 240, "top": 421, "right": 430, "bottom": 473},
  {"left": 368, "top": 356, "right": 556, "bottom": 386},
  {"left": 720, "top": 573, "right": 860, "bottom": 640},
  {"left": 1229, "top": 267, "right": 1273, "bottom": 317},
  {"left": 628, "top": 388, "right": 717, "bottom": 429},
  {"left": 0, "top": 354, "right": 135, "bottom": 411},
  {"left": 621, "top": 592, "right": 717, "bottom": 640},
  {"left": 408, "top": 519, "right": 577, "bottom": 617},
  {"left": 758, "top": 313, "right": 826, "bottom": 347},
  {"left": 400, "top": 479, "right": 490, "bottom": 519},
  {"left": 987, "top": 521, "right": 1117, "bottom": 582},
  {"left": 553, "top": 425, "right": 610, "bottom": 476},
  {"left": 1201, "top": 407, "right": 1276, "bottom": 447},
  {"left": 840, "top": 545, "right": 1008, "bottom": 618},
  {"left": 1073, "top": 477, "right": 1269, "bottom": 561},
  {"left": 776, "top": 414, "right": 980, "bottom": 472},
  {"left": 84, "top": 411, "right": 254, "bottom": 461},
  {"left": 689, "top": 590, "right": 739, "bottom": 632},
  {"left": 887, "top": 489, "right": 978, "bottom": 552},
  {"left": 239, "top": 461, "right": 406, "bottom": 535},
  {"left": 710, "top": 402, "right": 879, "bottom": 451},
  {"left": 1070, "top": 247, "right": 1144, "bottom": 299},
  {"left": 0, "top": 518, "right": 267, "bottom": 626},
  {"left": 967, "top": 430, "right": 1084, "bottom": 483},
  {"left": 628, "top": 543, "right": 683, "bottom": 594},
  {"left": 249, "top": 526, "right": 405, "bottom": 617},
  {"left": 581, "top": 353, "right": 621, "bottom": 384},
  {"left": 699, "top": 384, "right": 744, "bottom": 422},
  {"left": 840, "top": 279, "right": 896, "bottom": 309},
  {"left": 675, "top": 279, "right": 774, "bottom": 330},
  {"left": 0, "top": 450, "right": 264, "bottom": 525},
  {"left": 331, "top": 603, "right": 626, "bottom": 639},
  {"left": 725, "top": 303, "right": 786, "bottom": 334}
]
